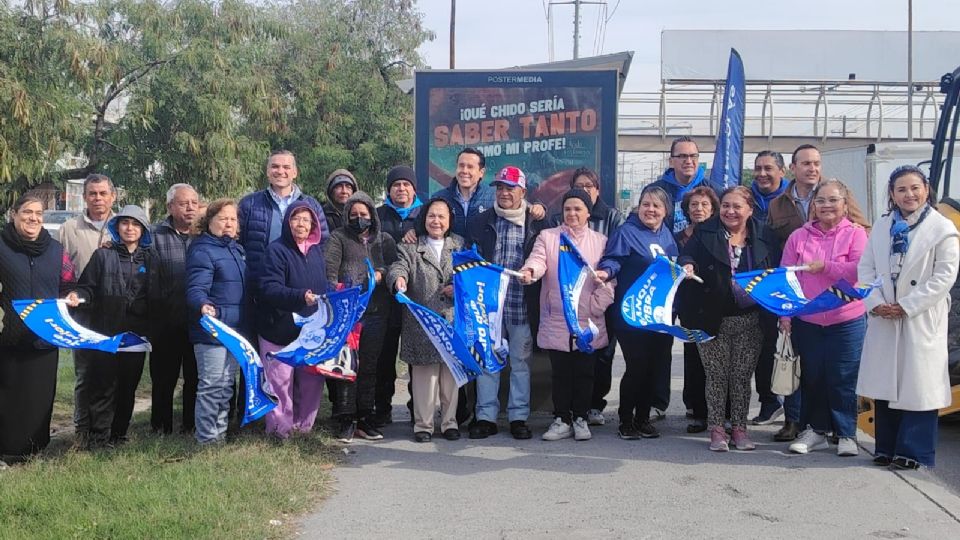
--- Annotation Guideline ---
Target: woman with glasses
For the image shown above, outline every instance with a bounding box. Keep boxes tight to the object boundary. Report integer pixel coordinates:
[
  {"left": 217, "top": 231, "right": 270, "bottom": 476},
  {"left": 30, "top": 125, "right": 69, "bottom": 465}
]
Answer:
[
  {"left": 779, "top": 179, "right": 870, "bottom": 457},
  {"left": 678, "top": 186, "right": 781, "bottom": 451},
  {"left": 857, "top": 166, "right": 959, "bottom": 470}
]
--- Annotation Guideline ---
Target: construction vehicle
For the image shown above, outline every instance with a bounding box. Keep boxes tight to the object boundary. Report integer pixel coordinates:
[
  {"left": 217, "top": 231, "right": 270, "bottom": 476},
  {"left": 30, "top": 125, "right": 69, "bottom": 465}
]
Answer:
[{"left": 858, "top": 64, "right": 960, "bottom": 435}]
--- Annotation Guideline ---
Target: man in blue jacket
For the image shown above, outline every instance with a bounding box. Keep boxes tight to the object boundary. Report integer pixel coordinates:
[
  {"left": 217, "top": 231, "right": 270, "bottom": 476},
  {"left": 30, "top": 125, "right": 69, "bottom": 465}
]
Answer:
[{"left": 649, "top": 136, "right": 714, "bottom": 235}]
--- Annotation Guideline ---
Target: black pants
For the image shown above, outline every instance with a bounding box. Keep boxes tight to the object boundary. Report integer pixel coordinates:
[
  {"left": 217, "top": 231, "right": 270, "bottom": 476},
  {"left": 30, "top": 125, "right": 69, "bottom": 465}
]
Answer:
[
  {"left": 589, "top": 341, "right": 616, "bottom": 411},
  {"left": 375, "top": 322, "right": 401, "bottom": 416},
  {"left": 549, "top": 349, "right": 595, "bottom": 423},
  {"left": 149, "top": 324, "right": 197, "bottom": 433},
  {"left": 682, "top": 342, "right": 708, "bottom": 419},
  {"left": 82, "top": 351, "right": 145, "bottom": 443},
  {"left": 73, "top": 348, "right": 94, "bottom": 431},
  {"left": 332, "top": 314, "right": 386, "bottom": 421},
  {"left": 0, "top": 347, "right": 58, "bottom": 458},
  {"left": 618, "top": 330, "right": 673, "bottom": 424},
  {"left": 754, "top": 312, "right": 780, "bottom": 410}
]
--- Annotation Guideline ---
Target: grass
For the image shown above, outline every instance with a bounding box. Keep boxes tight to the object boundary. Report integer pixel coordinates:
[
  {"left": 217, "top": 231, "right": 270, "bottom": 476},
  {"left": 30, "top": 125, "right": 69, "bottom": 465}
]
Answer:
[{"left": 1, "top": 353, "right": 338, "bottom": 539}]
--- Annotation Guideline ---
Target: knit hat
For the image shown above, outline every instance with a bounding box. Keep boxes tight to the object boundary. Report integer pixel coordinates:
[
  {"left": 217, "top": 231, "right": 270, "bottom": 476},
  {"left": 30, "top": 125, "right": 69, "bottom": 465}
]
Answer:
[
  {"left": 562, "top": 189, "right": 594, "bottom": 213},
  {"left": 386, "top": 165, "right": 417, "bottom": 190},
  {"left": 326, "top": 169, "right": 358, "bottom": 200},
  {"left": 492, "top": 166, "right": 527, "bottom": 189}
]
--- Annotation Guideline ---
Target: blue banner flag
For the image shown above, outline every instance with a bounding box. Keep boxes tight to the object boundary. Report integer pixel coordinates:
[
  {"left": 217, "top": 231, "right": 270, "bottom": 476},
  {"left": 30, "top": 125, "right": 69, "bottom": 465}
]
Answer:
[
  {"left": 620, "top": 256, "right": 713, "bottom": 343},
  {"left": 268, "top": 259, "right": 375, "bottom": 369},
  {"left": 13, "top": 298, "right": 151, "bottom": 352},
  {"left": 396, "top": 292, "right": 482, "bottom": 387},
  {"left": 452, "top": 247, "right": 511, "bottom": 374},
  {"left": 558, "top": 233, "right": 599, "bottom": 353},
  {"left": 200, "top": 314, "right": 277, "bottom": 425},
  {"left": 709, "top": 48, "right": 745, "bottom": 190},
  {"left": 732, "top": 266, "right": 877, "bottom": 318}
]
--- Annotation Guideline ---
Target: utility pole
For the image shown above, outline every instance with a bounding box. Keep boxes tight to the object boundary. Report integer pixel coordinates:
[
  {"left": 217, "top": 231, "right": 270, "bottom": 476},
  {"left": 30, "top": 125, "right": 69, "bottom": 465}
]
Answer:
[
  {"left": 449, "top": 0, "right": 456, "bottom": 69},
  {"left": 546, "top": 1, "right": 605, "bottom": 60},
  {"left": 573, "top": 0, "right": 581, "bottom": 59}
]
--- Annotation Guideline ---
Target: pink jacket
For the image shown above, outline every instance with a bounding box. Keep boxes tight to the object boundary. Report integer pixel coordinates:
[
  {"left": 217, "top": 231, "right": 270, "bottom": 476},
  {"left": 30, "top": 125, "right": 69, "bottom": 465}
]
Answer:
[
  {"left": 523, "top": 224, "right": 615, "bottom": 352},
  {"left": 780, "top": 217, "right": 868, "bottom": 326}
]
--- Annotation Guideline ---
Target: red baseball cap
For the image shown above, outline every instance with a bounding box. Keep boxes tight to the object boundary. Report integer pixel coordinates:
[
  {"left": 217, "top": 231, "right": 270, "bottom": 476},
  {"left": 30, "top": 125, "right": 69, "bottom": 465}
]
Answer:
[{"left": 492, "top": 166, "right": 527, "bottom": 189}]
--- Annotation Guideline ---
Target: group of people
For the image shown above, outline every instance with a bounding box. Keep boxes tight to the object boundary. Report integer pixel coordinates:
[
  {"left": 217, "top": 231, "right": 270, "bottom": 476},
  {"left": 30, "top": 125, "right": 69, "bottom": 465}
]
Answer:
[{"left": 0, "top": 140, "right": 956, "bottom": 472}]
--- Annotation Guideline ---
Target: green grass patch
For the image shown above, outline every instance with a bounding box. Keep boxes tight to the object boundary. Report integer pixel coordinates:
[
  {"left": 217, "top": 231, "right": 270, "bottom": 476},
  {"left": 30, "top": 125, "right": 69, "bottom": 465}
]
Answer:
[{"left": 2, "top": 353, "right": 337, "bottom": 539}]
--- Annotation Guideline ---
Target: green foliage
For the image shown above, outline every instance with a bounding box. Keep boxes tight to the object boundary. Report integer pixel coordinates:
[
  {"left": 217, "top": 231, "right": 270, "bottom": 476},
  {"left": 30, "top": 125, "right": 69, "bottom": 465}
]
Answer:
[{"left": 0, "top": 0, "right": 432, "bottom": 206}]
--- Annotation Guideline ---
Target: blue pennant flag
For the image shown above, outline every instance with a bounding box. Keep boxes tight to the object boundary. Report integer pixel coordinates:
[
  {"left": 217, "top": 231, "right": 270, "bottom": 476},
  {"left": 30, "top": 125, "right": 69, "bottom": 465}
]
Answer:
[
  {"left": 709, "top": 48, "right": 746, "bottom": 191},
  {"left": 200, "top": 315, "right": 277, "bottom": 425},
  {"left": 620, "top": 256, "right": 713, "bottom": 343},
  {"left": 13, "top": 298, "right": 152, "bottom": 352},
  {"left": 732, "top": 266, "right": 878, "bottom": 318},
  {"left": 558, "top": 233, "right": 600, "bottom": 353},
  {"left": 452, "top": 247, "right": 511, "bottom": 374},
  {"left": 396, "top": 292, "right": 482, "bottom": 387},
  {"left": 269, "top": 259, "right": 375, "bottom": 368}
]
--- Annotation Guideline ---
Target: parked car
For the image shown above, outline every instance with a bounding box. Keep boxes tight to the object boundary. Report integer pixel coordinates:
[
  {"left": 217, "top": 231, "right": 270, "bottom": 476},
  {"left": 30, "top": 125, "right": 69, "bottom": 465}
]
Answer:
[{"left": 42, "top": 210, "right": 78, "bottom": 233}]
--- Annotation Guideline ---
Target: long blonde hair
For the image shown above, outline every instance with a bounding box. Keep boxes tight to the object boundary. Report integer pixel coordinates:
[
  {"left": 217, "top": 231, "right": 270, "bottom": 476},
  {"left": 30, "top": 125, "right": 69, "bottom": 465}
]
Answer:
[{"left": 809, "top": 178, "right": 871, "bottom": 230}]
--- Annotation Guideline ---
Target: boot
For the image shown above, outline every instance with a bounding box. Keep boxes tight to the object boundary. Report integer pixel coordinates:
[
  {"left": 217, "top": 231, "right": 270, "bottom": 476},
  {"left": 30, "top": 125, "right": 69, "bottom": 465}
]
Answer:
[{"left": 774, "top": 420, "right": 801, "bottom": 441}]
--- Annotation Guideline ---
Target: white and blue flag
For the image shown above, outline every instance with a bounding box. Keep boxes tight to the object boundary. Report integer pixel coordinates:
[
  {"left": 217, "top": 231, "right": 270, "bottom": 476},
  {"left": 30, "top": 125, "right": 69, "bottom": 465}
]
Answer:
[
  {"left": 709, "top": 48, "right": 746, "bottom": 190},
  {"left": 732, "top": 266, "right": 878, "bottom": 318},
  {"left": 452, "top": 247, "right": 510, "bottom": 374},
  {"left": 396, "top": 292, "right": 482, "bottom": 387},
  {"left": 558, "top": 233, "right": 600, "bottom": 353},
  {"left": 13, "top": 298, "right": 151, "bottom": 352},
  {"left": 620, "top": 256, "right": 712, "bottom": 343}
]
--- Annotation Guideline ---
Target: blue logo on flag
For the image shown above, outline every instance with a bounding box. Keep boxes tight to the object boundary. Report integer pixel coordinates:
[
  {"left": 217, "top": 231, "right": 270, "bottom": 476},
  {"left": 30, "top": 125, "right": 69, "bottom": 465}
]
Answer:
[
  {"left": 558, "top": 233, "right": 599, "bottom": 353},
  {"left": 396, "top": 292, "right": 482, "bottom": 387},
  {"left": 13, "top": 298, "right": 152, "bottom": 353},
  {"left": 619, "top": 257, "right": 712, "bottom": 343}
]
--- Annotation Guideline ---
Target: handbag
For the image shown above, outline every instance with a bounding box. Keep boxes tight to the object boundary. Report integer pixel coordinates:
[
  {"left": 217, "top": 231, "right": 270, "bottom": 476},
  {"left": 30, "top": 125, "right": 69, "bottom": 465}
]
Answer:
[{"left": 770, "top": 330, "right": 801, "bottom": 395}]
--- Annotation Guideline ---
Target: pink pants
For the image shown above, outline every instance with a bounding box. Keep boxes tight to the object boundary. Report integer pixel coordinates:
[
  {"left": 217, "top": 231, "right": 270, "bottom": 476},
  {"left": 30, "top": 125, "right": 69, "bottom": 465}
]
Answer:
[{"left": 259, "top": 337, "right": 325, "bottom": 439}]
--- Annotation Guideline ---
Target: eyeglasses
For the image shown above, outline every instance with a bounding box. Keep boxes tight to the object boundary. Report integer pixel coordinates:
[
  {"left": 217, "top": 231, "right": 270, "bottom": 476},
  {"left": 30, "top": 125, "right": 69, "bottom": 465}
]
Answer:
[
  {"left": 572, "top": 182, "right": 597, "bottom": 190},
  {"left": 289, "top": 216, "right": 313, "bottom": 224},
  {"left": 813, "top": 197, "right": 844, "bottom": 206},
  {"left": 671, "top": 153, "right": 699, "bottom": 161}
]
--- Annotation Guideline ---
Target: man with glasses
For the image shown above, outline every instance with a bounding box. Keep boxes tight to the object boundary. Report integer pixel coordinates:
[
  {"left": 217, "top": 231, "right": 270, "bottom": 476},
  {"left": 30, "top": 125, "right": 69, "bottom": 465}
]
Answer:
[{"left": 650, "top": 136, "right": 712, "bottom": 235}]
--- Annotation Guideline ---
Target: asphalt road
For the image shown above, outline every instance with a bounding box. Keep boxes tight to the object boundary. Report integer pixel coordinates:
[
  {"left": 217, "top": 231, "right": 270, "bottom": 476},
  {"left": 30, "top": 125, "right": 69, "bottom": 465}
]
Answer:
[{"left": 300, "top": 345, "right": 960, "bottom": 539}]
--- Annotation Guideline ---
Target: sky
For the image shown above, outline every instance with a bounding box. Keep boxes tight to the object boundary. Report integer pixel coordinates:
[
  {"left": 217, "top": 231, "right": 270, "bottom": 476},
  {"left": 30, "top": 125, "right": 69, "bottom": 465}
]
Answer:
[{"left": 416, "top": 0, "right": 960, "bottom": 92}]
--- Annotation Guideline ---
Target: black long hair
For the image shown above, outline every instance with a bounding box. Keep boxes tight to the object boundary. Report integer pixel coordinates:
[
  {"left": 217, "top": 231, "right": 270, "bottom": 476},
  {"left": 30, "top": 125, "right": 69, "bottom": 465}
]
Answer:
[{"left": 415, "top": 196, "right": 457, "bottom": 238}]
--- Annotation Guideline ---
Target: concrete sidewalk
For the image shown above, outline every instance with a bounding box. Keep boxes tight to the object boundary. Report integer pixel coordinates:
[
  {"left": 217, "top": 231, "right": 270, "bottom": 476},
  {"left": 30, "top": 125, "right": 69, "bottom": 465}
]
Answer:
[{"left": 300, "top": 348, "right": 960, "bottom": 539}]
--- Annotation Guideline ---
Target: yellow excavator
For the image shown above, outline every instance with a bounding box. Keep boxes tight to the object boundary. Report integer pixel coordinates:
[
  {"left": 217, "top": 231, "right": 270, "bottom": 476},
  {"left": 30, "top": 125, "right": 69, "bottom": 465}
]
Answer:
[{"left": 858, "top": 64, "right": 960, "bottom": 435}]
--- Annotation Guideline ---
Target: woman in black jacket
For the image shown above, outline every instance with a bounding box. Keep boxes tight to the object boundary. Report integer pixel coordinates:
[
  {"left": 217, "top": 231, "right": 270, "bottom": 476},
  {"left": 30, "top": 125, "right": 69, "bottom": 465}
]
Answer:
[
  {"left": 65, "top": 205, "right": 159, "bottom": 448},
  {"left": 679, "top": 186, "right": 780, "bottom": 452},
  {"left": 257, "top": 201, "right": 328, "bottom": 440},
  {"left": 0, "top": 194, "right": 76, "bottom": 462}
]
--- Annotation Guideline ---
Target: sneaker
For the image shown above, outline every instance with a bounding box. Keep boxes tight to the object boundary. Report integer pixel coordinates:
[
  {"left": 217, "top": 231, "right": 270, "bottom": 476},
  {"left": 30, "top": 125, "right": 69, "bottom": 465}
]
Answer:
[
  {"left": 686, "top": 418, "right": 707, "bottom": 433},
  {"left": 356, "top": 420, "right": 384, "bottom": 440},
  {"left": 751, "top": 405, "right": 784, "bottom": 425},
  {"left": 587, "top": 409, "right": 606, "bottom": 426},
  {"left": 789, "top": 428, "right": 829, "bottom": 454},
  {"left": 542, "top": 417, "right": 573, "bottom": 441},
  {"left": 618, "top": 422, "right": 641, "bottom": 440},
  {"left": 837, "top": 437, "right": 859, "bottom": 457},
  {"left": 337, "top": 420, "right": 357, "bottom": 443},
  {"left": 572, "top": 417, "right": 592, "bottom": 441},
  {"left": 635, "top": 419, "right": 660, "bottom": 439},
  {"left": 730, "top": 426, "right": 756, "bottom": 451},
  {"left": 709, "top": 426, "right": 729, "bottom": 452},
  {"left": 372, "top": 411, "right": 393, "bottom": 428},
  {"left": 649, "top": 408, "right": 666, "bottom": 423}
]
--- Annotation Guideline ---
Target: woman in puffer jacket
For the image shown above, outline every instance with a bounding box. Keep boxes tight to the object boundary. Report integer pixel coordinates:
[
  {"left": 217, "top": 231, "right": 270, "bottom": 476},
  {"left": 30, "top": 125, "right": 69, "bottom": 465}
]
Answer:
[{"left": 519, "top": 189, "right": 615, "bottom": 442}]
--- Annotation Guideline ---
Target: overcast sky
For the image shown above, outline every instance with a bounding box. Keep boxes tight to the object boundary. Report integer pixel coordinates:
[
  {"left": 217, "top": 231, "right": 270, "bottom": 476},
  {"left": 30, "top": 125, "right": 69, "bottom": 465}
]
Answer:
[{"left": 417, "top": 0, "right": 960, "bottom": 92}]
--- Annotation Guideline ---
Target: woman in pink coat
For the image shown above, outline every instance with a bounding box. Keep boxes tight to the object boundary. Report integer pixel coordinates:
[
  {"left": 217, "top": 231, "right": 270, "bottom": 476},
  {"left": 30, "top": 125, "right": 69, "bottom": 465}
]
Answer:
[
  {"left": 520, "top": 190, "right": 615, "bottom": 442},
  {"left": 779, "top": 178, "right": 870, "bottom": 457}
]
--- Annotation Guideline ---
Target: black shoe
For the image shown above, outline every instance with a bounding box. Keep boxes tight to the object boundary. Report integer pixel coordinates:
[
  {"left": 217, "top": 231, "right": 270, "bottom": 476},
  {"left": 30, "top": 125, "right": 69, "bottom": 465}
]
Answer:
[
  {"left": 468, "top": 420, "right": 498, "bottom": 439},
  {"left": 618, "top": 423, "right": 641, "bottom": 440},
  {"left": 442, "top": 428, "right": 461, "bottom": 441},
  {"left": 510, "top": 420, "right": 532, "bottom": 440},
  {"left": 414, "top": 431, "right": 432, "bottom": 443},
  {"left": 891, "top": 456, "right": 921, "bottom": 470},
  {"left": 337, "top": 420, "right": 357, "bottom": 443},
  {"left": 686, "top": 418, "right": 708, "bottom": 433},
  {"left": 873, "top": 455, "right": 892, "bottom": 466},
  {"left": 372, "top": 411, "right": 393, "bottom": 428},
  {"left": 774, "top": 421, "right": 801, "bottom": 442},
  {"left": 635, "top": 419, "right": 660, "bottom": 439},
  {"left": 356, "top": 420, "right": 384, "bottom": 440}
]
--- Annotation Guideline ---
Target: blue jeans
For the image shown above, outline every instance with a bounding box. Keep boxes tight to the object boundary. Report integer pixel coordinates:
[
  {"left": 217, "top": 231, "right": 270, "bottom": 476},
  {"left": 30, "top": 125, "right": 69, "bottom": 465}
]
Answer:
[
  {"left": 792, "top": 316, "right": 865, "bottom": 437},
  {"left": 476, "top": 323, "right": 532, "bottom": 423},
  {"left": 194, "top": 344, "right": 237, "bottom": 444},
  {"left": 874, "top": 400, "right": 939, "bottom": 467}
]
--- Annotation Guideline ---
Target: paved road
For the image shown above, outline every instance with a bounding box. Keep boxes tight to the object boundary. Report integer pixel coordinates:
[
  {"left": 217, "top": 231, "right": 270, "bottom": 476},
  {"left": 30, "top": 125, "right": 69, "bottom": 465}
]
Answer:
[{"left": 301, "top": 346, "right": 960, "bottom": 539}]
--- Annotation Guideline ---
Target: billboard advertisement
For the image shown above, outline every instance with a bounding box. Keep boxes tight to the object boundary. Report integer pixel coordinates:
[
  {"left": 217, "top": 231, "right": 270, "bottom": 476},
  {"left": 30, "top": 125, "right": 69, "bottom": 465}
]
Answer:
[{"left": 415, "top": 70, "right": 619, "bottom": 210}]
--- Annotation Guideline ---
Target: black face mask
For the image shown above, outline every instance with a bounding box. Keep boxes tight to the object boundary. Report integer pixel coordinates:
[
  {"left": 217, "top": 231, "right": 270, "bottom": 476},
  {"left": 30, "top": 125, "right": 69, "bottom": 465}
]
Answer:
[{"left": 348, "top": 217, "right": 372, "bottom": 234}]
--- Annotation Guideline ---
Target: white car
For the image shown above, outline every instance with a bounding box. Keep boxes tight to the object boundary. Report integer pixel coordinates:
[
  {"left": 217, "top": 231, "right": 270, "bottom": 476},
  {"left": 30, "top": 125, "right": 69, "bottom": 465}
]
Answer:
[{"left": 42, "top": 210, "right": 78, "bottom": 234}]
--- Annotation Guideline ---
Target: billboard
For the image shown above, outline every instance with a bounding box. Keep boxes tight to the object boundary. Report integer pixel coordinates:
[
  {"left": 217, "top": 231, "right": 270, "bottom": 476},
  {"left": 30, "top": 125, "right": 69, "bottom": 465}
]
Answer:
[{"left": 414, "top": 70, "right": 619, "bottom": 210}]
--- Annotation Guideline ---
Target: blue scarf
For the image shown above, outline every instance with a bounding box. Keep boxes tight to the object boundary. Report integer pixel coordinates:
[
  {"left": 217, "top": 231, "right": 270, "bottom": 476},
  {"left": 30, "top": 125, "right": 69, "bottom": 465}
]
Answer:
[
  {"left": 660, "top": 163, "right": 707, "bottom": 199},
  {"left": 750, "top": 179, "right": 788, "bottom": 214},
  {"left": 890, "top": 205, "right": 931, "bottom": 255},
  {"left": 384, "top": 195, "right": 423, "bottom": 221}
]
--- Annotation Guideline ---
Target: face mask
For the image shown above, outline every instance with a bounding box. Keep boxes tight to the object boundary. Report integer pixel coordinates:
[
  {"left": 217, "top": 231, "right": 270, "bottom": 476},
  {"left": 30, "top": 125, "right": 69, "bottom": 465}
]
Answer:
[{"left": 348, "top": 217, "right": 372, "bottom": 233}]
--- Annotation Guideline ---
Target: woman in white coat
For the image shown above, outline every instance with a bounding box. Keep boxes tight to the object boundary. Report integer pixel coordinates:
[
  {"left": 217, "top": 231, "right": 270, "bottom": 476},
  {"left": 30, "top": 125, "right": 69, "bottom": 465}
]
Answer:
[{"left": 857, "top": 165, "right": 960, "bottom": 469}]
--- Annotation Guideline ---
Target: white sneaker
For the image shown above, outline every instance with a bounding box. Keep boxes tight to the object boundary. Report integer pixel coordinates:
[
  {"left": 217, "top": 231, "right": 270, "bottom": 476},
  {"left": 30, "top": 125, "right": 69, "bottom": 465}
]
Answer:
[
  {"left": 649, "top": 408, "right": 666, "bottom": 422},
  {"left": 837, "top": 437, "right": 859, "bottom": 456},
  {"left": 587, "top": 409, "right": 605, "bottom": 426},
  {"left": 573, "top": 417, "right": 592, "bottom": 441},
  {"left": 789, "top": 428, "right": 829, "bottom": 454},
  {"left": 542, "top": 417, "right": 573, "bottom": 441}
]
